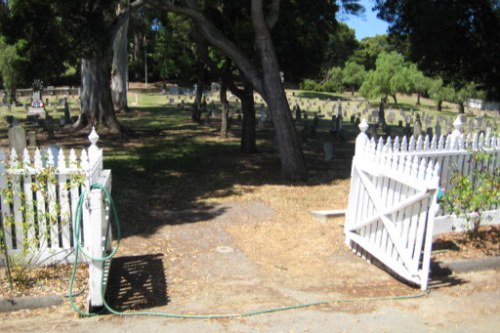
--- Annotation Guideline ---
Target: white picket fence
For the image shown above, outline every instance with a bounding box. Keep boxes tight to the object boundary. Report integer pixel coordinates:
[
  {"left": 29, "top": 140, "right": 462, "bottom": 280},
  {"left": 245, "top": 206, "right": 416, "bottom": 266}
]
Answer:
[
  {"left": 345, "top": 116, "right": 499, "bottom": 290},
  {"left": 0, "top": 128, "right": 112, "bottom": 309}
]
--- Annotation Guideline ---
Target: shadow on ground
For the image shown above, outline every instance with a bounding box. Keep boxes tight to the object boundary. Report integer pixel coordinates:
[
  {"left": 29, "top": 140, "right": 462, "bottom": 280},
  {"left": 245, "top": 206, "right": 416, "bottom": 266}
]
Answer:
[{"left": 105, "top": 254, "right": 169, "bottom": 311}]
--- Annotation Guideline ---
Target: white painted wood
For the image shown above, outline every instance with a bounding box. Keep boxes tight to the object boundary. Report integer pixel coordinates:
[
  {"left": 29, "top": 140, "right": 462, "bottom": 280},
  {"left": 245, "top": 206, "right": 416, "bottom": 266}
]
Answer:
[{"left": 345, "top": 120, "right": 494, "bottom": 290}]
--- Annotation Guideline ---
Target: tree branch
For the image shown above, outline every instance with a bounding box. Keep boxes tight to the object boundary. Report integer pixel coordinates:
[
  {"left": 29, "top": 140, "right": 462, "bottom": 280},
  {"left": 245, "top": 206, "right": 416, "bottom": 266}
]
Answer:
[{"left": 150, "top": 0, "right": 265, "bottom": 95}]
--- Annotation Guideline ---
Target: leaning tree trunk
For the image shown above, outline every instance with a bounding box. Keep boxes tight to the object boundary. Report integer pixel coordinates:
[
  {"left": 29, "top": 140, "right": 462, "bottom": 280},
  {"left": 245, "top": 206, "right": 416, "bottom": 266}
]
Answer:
[
  {"left": 111, "top": 10, "right": 129, "bottom": 114},
  {"left": 220, "top": 81, "right": 230, "bottom": 138},
  {"left": 76, "top": 50, "right": 121, "bottom": 134},
  {"left": 252, "top": 1, "right": 307, "bottom": 181}
]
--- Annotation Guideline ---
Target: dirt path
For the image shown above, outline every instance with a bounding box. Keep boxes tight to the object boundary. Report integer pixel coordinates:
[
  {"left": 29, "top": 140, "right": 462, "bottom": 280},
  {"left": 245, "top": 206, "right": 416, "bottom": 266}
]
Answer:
[{"left": 1, "top": 200, "right": 498, "bottom": 332}]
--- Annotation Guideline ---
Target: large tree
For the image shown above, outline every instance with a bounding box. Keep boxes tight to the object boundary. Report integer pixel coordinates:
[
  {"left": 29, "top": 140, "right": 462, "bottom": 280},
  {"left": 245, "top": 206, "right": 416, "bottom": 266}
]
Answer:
[
  {"left": 322, "top": 22, "right": 359, "bottom": 70},
  {"left": 374, "top": 0, "right": 500, "bottom": 99},
  {"left": 359, "top": 51, "right": 411, "bottom": 105},
  {"left": 151, "top": 0, "right": 304, "bottom": 180},
  {"left": 56, "top": 0, "right": 142, "bottom": 133},
  {"left": 149, "top": 0, "right": 362, "bottom": 181}
]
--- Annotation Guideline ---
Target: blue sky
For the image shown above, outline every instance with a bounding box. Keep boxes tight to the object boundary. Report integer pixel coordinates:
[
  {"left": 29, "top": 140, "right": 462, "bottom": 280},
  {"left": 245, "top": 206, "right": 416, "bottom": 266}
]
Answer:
[{"left": 339, "top": 0, "right": 390, "bottom": 40}]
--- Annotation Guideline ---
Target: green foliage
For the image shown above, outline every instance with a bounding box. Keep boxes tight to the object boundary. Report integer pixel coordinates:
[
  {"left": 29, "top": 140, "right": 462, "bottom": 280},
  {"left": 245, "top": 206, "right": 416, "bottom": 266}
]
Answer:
[
  {"left": 348, "top": 35, "right": 397, "bottom": 70},
  {"left": 0, "top": 37, "right": 26, "bottom": 102},
  {"left": 359, "top": 51, "right": 410, "bottom": 103},
  {"left": 342, "top": 61, "right": 365, "bottom": 92},
  {"left": 321, "top": 67, "right": 344, "bottom": 92},
  {"left": 1, "top": 0, "right": 70, "bottom": 85},
  {"left": 151, "top": 13, "right": 195, "bottom": 81},
  {"left": 443, "top": 152, "right": 500, "bottom": 238},
  {"left": 323, "top": 23, "right": 359, "bottom": 69},
  {"left": 374, "top": 0, "right": 500, "bottom": 99},
  {"left": 300, "top": 79, "right": 321, "bottom": 92}
]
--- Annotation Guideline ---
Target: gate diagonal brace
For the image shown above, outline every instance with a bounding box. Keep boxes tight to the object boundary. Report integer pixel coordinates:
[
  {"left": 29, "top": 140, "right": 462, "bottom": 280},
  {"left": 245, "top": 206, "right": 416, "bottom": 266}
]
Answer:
[{"left": 347, "top": 169, "right": 433, "bottom": 275}]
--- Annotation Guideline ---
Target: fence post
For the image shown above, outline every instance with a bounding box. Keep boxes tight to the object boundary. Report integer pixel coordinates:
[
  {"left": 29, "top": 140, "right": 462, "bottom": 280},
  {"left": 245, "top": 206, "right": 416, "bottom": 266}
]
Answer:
[
  {"left": 450, "top": 115, "right": 464, "bottom": 148},
  {"left": 87, "top": 187, "right": 107, "bottom": 310},
  {"left": 354, "top": 119, "right": 370, "bottom": 158}
]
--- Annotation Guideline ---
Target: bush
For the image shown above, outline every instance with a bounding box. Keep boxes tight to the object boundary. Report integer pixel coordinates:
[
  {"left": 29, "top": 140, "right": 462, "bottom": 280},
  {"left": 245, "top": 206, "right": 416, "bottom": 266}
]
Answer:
[{"left": 300, "top": 79, "right": 320, "bottom": 91}]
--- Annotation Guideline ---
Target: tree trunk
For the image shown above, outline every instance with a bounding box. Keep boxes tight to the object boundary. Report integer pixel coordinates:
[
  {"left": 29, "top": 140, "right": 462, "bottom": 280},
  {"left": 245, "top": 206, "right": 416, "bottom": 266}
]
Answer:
[
  {"left": 391, "top": 94, "right": 398, "bottom": 106},
  {"left": 416, "top": 92, "right": 421, "bottom": 105},
  {"left": 220, "top": 81, "right": 230, "bottom": 138},
  {"left": 160, "top": 0, "right": 307, "bottom": 180},
  {"left": 458, "top": 102, "right": 465, "bottom": 113},
  {"left": 437, "top": 100, "right": 442, "bottom": 111},
  {"left": 240, "top": 83, "right": 257, "bottom": 154},
  {"left": 252, "top": 0, "right": 307, "bottom": 181},
  {"left": 76, "top": 51, "right": 121, "bottom": 134},
  {"left": 111, "top": 10, "right": 129, "bottom": 114}
]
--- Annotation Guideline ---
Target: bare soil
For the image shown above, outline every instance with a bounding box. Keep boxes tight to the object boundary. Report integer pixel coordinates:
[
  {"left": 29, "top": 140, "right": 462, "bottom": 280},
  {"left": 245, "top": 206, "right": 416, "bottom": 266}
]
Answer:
[{"left": 0, "top": 98, "right": 498, "bottom": 325}]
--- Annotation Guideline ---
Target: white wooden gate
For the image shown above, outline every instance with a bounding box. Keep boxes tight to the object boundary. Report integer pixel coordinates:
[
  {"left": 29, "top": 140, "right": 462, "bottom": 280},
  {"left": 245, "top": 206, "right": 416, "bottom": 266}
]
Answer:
[{"left": 345, "top": 121, "right": 440, "bottom": 290}]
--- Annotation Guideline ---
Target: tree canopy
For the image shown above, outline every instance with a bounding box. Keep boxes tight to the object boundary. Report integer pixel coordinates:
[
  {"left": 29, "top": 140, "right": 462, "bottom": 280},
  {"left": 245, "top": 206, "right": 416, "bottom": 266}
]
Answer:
[{"left": 374, "top": 0, "right": 500, "bottom": 99}]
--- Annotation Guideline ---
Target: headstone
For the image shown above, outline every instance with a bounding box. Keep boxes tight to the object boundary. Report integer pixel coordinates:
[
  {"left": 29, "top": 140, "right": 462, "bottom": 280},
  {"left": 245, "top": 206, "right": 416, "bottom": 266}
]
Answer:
[
  {"left": 294, "top": 104, "right": 302, "bottom": 123},
  {"left": 46, "top": 117, "right": 54, "bottom": 139},
  {"left": 324, "top": 142, "right": 333, "bottom": 162},
  {"left": 27, "top": 131, "right": 37, "bottom": 148},
  {"left": 387, "top": 111, "right": 395, "bottom": 124},
  {"left": 211, "top": 82, "right": 221, "bottom": 92},
  {"left": 413, "top": 114, "right": 422, "bottom": 138},
  {"left": 33, "top": 90, "right": 41, "bottom": 101},
  {"left": 404, "top": 122, "right": 412, "bottom": 137},
  {"left": 169, "top": 85, "right": 179, "bottom": 95},
  {"left": 8, "top": 126, "right": 27, "bottom": 154},
  {"left": 435, "top": 122, "right": 442, "bottom": 138}
]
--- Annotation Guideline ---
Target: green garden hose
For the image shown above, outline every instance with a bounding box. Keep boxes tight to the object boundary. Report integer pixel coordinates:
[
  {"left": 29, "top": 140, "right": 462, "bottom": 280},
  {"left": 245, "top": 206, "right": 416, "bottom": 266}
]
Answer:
[{"left": 68, "top": 184, "right": 430, "bottom": 318}]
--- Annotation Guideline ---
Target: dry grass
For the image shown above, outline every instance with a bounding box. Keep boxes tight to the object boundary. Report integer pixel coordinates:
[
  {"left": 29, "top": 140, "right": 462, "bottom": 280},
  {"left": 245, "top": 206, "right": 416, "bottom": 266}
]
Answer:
[{"left": 1, "top": 91, "right": 494, "bottom": 311}]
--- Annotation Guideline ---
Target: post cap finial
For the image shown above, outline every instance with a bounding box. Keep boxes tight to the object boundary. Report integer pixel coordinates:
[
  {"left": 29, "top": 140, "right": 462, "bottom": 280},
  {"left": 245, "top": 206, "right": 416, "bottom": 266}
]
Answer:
[
  {"left": 359, "top": 119, "right": 369, "bottom": 133},
  {"left": 88, "top": 127, "right": 99, "bottom": 146}
]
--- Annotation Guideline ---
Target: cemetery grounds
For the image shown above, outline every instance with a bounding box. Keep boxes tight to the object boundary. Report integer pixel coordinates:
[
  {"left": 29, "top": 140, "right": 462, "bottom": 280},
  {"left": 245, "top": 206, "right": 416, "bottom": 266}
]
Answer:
[{"left": 0, "top": 86, "right": 498, "bottom": 328}]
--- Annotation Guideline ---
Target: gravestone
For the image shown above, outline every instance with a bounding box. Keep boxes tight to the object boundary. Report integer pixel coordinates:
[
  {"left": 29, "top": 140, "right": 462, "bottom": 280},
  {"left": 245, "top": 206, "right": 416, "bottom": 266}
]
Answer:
[
  {"left": 435, "top": 122, "right": 442, "bottom": 138},
  {"left": 8, "top": 126, "right": 27, "bottom": 154},
  {"left": 169, "top": 85, "right": 179, "bottom": 95},
  {"left": 413, "top": 114, "right": 422, "bottom": 138},
  {"left": 294, "top": 104, "right": 302, "bottom": 123},
  {"left": 28, "top": 131, "right": 37, "bottom": 148},
  {"left": 324, "top": 142, "right": 333, "bottom": 161},
  {"left": 45, "top": 117, "right": 54, "bottom": 139},
  {"left": 404, "top": 122, "right": 412, "bottom": 137},
  {"left": 28, "top": 90, "right": 46, "bottom": 118}
]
